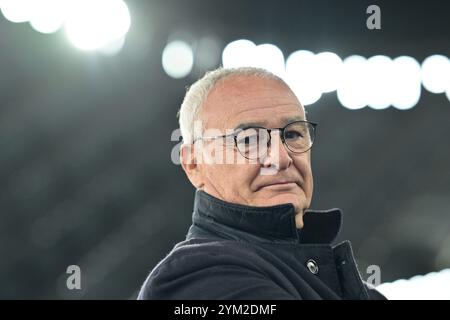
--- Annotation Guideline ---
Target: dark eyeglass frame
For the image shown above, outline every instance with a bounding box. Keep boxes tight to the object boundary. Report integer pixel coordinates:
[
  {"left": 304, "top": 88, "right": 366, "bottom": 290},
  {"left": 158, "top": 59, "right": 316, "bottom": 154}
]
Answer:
[{"left": 193, "top": 120, "right": 318, "bottom": 159}]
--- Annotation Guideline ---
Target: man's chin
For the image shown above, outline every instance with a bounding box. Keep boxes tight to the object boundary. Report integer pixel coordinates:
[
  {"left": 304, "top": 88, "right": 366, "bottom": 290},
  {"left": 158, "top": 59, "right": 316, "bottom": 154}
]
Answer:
[{"left": 255, "top": 191, "right": 303, "bottom": 210}]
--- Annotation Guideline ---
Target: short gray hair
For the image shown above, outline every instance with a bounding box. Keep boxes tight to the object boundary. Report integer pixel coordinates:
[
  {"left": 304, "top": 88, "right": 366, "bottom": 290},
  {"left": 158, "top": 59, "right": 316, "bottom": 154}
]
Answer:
[{"left": 177, "top": 67, "right": 290, "bottom": 143}]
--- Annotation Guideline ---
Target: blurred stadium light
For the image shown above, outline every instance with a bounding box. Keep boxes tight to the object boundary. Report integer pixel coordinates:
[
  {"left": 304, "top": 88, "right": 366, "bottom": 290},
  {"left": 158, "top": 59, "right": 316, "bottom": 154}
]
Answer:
[
  {"left": 337, "top": 55, "right": 369, "bottom": 109},
  {"left": 253, "top": 43, "right": 286, "bottom": 78},
  {"left": 29, "top": 0, "right": 66, "bottom": 34},
  {"left": 314, "top": 51, "right": 343, "bottom": 94},
  {"left": 377, "top": 269, "right": 450, "bottom": 300},
  {"left": 64, "top": 0, "right": 130, "bottom": 51},
  {"left": 0, "top": 0, "right": 33, "bottom": 23},
  {"left": 421, "top": 54, "right": 450, "bottom": 94},
  {"left": 220, "top": 39, "right": 448, "bottom": 109},
  {"left": 222, "top": 39, "right": 257, "bottom": 69},
  {"left": 222, "top": 39, "right": 286, "bottom": 78},
  {"left": 366, "top": 55, "right": 394, "bottom": 109},
  {"left": 97, "top": 36, "right": 127, "bottom": 56},
  {"left": 285, "top": 49, "right": 322, "bottom": 106},
  {"left": 1, "top": 1, "right": 448, "bottom": 104},
  {"left": 0, "top": 0, "right": 131, "bottom": 52},
  {"left": 162, "top": 40, "right": 194, "bottom": 79},
  {"left": 391, "top": 56, "right": 422, "bottom": 110}
]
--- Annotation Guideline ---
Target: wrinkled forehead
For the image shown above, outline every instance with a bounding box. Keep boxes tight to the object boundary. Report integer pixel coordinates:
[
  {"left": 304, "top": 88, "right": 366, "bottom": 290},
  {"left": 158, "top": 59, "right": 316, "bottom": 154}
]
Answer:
[{"left": 200, "top": 75, "right": 306, "bottom": 132}]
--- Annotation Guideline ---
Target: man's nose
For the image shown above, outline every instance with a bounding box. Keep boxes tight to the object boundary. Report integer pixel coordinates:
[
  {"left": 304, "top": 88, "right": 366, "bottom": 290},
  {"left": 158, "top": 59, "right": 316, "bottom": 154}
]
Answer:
[{"left": 261, "top": 131, "right": 292, "bottom": 171}]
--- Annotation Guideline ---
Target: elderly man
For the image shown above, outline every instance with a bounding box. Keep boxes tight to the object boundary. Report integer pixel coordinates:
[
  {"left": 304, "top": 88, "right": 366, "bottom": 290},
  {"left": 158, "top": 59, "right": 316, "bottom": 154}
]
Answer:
[{"left": 138, "top": 67, "right": 386, "bottom": 300}]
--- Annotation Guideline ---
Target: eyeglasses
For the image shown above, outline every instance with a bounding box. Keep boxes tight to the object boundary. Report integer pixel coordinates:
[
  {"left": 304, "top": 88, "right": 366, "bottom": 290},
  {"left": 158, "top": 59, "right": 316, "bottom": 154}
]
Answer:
[{"left": 193, "top": 120, "right": 318, "bottom": 160}]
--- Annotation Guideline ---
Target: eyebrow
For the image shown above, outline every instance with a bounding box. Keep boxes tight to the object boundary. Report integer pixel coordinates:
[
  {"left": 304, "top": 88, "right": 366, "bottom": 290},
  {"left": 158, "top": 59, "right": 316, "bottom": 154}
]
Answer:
[{"left": 233, "top": 116, "right": 305, "bottom": 130}]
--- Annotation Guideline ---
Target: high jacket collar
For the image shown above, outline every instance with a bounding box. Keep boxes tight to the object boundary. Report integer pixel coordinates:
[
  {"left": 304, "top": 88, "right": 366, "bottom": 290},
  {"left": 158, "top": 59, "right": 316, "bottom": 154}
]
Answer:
[{"left": 192, "top": 189, "right": 342, "bottom": 244}]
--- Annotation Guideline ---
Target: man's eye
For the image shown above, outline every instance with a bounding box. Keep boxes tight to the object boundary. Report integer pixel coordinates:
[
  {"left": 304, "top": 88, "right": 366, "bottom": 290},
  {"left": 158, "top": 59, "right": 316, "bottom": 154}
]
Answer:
[{"left": 285, "top": 130, "right": 303, "bottom": 139}]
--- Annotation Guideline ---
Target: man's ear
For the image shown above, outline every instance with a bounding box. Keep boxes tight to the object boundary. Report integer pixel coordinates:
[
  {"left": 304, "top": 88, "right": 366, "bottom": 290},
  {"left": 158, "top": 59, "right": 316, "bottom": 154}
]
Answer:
[{"left": 180, "top": 143, "right": 204, "bottom": 189}]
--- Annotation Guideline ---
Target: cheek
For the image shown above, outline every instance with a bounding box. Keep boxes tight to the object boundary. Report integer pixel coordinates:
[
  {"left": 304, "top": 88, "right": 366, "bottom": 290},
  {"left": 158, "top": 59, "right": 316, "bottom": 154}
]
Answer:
[
  {"left": 293, "top": 156, "right": 313, "bottom": 187},
  {"left": 228, "top": 164, "right": 262, "bottom": 198},
  {"left": 204, "top": 163, "right": 259, "bottom": 189},
  {"left": 227, "top": 164, "right": 261, "bottom": 185}
]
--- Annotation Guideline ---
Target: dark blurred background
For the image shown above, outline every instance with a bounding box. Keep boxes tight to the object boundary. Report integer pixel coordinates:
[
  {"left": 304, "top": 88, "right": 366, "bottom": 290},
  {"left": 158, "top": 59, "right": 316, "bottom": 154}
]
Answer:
[{"left": 0, "top": 0, "right": 449, "bottom": 299}]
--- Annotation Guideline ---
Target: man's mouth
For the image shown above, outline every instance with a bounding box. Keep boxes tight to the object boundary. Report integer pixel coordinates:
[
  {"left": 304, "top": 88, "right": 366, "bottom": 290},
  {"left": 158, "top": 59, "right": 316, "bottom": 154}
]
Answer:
[{"left": 260, "top": 181, "right": 299, "bottom": 189}]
